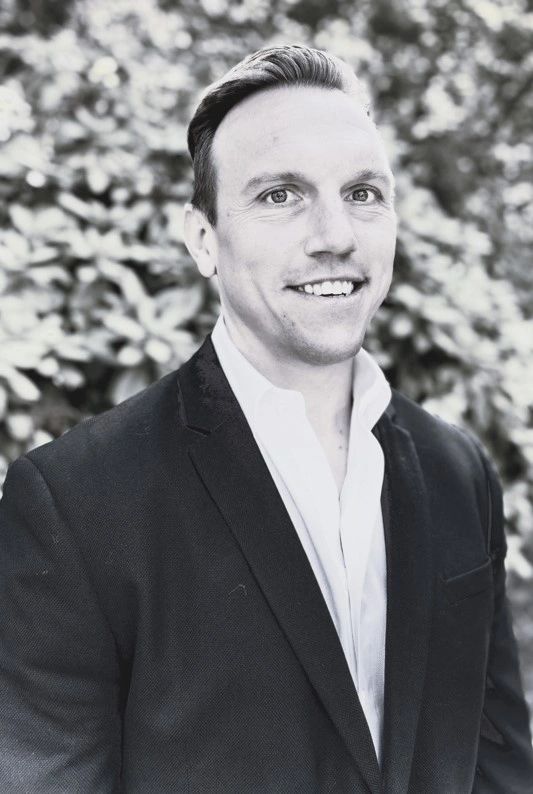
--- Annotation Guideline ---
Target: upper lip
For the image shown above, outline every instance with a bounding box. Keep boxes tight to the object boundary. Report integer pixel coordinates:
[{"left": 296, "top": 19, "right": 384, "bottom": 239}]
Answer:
[{"left": 287, "top": 276, "right": 367, "bottom": 288}]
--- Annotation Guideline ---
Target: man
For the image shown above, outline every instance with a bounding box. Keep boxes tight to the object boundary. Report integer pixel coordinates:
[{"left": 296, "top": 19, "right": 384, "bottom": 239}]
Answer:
[{"left": 0, "top": 44, "right": 532, "bottom": 794}]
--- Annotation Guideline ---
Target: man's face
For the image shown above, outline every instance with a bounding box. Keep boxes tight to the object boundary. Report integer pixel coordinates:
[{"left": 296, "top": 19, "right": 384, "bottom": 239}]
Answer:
[{"left": 209, "top": 85, "right": 397, "bottom": 367}]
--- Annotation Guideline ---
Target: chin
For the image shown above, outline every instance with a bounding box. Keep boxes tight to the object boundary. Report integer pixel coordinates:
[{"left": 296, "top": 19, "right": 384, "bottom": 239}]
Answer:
[{"left": 291, "top": 333, "right": 364, "bottom": 366}]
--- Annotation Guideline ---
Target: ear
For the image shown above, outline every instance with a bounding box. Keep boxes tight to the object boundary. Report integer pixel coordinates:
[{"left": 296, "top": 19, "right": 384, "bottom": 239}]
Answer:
[{"left": 183, "top": 203, "right": 218, "bottom": 278}]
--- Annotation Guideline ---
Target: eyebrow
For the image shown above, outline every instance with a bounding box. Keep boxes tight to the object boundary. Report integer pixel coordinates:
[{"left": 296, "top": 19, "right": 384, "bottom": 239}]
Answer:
[{"left": 242, "top": 168, "right": 395, "bottom": 194}]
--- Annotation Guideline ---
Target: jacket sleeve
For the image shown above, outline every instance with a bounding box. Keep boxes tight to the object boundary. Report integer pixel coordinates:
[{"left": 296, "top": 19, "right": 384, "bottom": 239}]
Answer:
[
  {"left": 472, "top": 445, "right": 533, "bottom": 792},
  {"left": 0, "top": 455, "right": 122, "bottom": 793}
]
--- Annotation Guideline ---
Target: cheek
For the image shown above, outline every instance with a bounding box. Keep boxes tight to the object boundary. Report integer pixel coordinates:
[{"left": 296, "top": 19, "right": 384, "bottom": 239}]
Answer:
[
  {"left": 219, "top": 231, "right": 287, "bottom": 290},
  {"left": 219, "top": 221, "right": 262, "bottom": 264},
  {"left": 216, "top": 249, "right": 268, "bottom": 304},
  {"left": 360, "top": 218, "right": 396, "bottom": 263}
]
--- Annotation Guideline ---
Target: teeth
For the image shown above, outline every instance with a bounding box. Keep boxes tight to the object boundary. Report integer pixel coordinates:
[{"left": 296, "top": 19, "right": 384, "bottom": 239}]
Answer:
[{"left": 296, "top": 279, "right": 357, "bottom": 296}]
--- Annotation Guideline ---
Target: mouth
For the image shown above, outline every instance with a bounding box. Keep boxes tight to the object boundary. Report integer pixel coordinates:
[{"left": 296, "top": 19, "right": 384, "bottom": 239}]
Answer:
[{"left": 286, "top": 277, "right": 368, "bottom": 298}]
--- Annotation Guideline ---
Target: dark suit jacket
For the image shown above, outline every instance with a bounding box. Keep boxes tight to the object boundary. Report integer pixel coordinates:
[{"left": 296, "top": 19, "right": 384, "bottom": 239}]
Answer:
[{"left": 1, "top": 334, "right": 532, "bottom": 793}]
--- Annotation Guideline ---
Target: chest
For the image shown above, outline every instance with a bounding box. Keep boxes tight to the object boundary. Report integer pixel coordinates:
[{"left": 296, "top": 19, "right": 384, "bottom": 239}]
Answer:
[{"left": 316, "top": 427, "right": 350, "bottom": 495}]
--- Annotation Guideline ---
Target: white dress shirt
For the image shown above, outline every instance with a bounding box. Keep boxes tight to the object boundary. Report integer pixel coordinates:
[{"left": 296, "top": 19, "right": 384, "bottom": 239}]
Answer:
[{"left": 211, "top": 312, "right": 391, "bottom": 765}]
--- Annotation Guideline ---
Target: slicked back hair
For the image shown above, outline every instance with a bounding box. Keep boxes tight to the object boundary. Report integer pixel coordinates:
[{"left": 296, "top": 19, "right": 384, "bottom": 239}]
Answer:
[{"left": 187, "top": 44, "right": 372, "bottom": 226}]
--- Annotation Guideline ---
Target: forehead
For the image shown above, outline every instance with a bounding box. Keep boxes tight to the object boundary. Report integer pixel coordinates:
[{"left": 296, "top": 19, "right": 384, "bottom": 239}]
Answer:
[{"left": 211, "top": 85, "right": 391, "bottom": 188}]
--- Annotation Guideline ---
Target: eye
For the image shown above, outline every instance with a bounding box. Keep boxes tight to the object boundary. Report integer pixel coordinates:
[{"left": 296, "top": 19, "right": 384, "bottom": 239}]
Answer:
[
  {"left": 346, "top": 186, "right": 382, "bottom": 204},
  {"left": 268, "top": 189, "right": 289, "bottom": 204},
  {"left": 263, "top": 187, "right": 300, "bottom": 205}
]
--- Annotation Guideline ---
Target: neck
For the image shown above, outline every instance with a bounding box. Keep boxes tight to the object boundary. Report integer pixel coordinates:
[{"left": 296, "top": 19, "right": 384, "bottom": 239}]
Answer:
[{"left": 223, "top": 314, "right": 354, "bottom": 436}]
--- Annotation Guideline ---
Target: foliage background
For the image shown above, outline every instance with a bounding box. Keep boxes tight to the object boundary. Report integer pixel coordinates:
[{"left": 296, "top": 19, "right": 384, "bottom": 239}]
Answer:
[{"left": 1, "top": 0, "right": 532, "bottom": 723}]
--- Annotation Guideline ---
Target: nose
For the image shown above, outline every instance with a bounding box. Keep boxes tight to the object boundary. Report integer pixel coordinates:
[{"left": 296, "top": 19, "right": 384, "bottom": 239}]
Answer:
[{"left": 303, "top": 198, "right": 357, "bottom": 258}]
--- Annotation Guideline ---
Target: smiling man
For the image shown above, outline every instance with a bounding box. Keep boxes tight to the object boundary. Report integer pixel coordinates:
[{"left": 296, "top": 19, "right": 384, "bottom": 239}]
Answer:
[
  {"left": 187, "top": 80, "right": 395, "bottom": 374},
  {"left": 1, "top": 45, "right": 532, "bottom": 794}
]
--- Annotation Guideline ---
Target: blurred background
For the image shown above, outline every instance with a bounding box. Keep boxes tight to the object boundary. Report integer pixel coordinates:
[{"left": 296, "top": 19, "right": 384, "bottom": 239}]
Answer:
[{"left": 0, "top": 0, "right": 532, "bottom": 725}]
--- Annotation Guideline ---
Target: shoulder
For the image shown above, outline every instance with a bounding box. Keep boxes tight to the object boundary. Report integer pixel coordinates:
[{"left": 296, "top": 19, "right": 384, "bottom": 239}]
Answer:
[
  {"left": 389, "top": 388, "right": 505, "bottom": 557},
  {"left": 390, "top": 389, "right": 488, "bottom": 471},
  {"left": 23, "top": 368, "right": 184, "bottom": 493}
]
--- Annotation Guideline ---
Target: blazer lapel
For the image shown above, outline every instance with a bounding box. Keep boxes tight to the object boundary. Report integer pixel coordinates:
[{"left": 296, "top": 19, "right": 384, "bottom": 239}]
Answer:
[
  {"left": 177, "top": 335, "right": 382, "bottom": 794},
  {"left": 374, "top": 405, "right": 434, "bottom": 794}
]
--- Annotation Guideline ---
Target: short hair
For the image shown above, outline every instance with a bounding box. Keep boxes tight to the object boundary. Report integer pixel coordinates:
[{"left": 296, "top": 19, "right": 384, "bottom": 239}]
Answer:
[{"left": 187, "top": 44, "right": 372, "bottom": 226}]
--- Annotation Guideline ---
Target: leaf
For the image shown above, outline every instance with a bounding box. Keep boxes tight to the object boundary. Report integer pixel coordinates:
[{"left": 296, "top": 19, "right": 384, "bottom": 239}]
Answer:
[
  {"left": 54, "top": 337, "right": 91, "bottom": 362},
  {"left": 0, "top": 339, "right": 48, "bottom": 369},
  {"left": 0, "top": 363, "right": 40, "bottom": 401},
  {"left": 0, "top": 385, "right": 8, "bottom": 419},
  {"left": 36, "top": 357, "right": 60, "bottom": 377},
  {"left": 28, "top": 265, "right": 72, "bottom": 286},
  {"left": 52, "top": 365, "right": 85, "bottom": 389},
  {"left": 9, "top": 204, "right": 34, "bottom": 235},
  {"left": 58, "top": 192, "right": 92, "bottom": 220},
  {"left": 103, "top": 313, "right": 146, "bottom": 342},
  {"left": 144, "top": 337, "right": 171, "bottom": 363},
  {"left": 116, "top": 344, "right": 144, "bottom": 367},
  {"left": 29, "top": 247, "right": 61, "bottom": 266},
  {"left": 87, "top": 165, "right": 110, "bottom": 194},
  {"left": 33, "top": 207, "right": 72, "bottom": 236},
  {"left": 0, "top": 243, "right": 24, "bottom": 271},
  {"left": 6, "top": 412, "right": 34, "bottom": 442},
  {"left": 154, "top": 283, "right": 204, "bottom": 329},
  {"left": 27, "top": 429, "right": 54, "bottom": 451},
  {"left": 390, "top": 313, "right": 414, "bottom": 338},
  {"left": 67, "top": 230, "right": 95, "bottom": 260},
  {"left": 109, "top": 366, "right": 150, "bottom": 405},
  {"left": 97, "top": 260, "right": 147, "bottom": 304},
  {"left": 163, "top": 202, "right": 186, "bottom": 243},
  {"left": 0, "top": 230, "right": 30, "bottom": 264}
]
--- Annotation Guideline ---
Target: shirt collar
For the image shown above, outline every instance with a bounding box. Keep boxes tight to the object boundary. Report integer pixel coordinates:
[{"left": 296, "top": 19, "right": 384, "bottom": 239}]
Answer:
[{"left": 210, "top": 312, "right": 391, "bottom": 432}]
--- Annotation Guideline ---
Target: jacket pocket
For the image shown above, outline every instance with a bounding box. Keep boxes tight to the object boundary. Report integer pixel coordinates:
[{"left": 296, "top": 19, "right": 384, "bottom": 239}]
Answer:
[
  {"left": 440, "top": 556, "right": 493, "bottom": 606},
  {"left": 479, "top": 709, "right": 506, "bottom": 745}
]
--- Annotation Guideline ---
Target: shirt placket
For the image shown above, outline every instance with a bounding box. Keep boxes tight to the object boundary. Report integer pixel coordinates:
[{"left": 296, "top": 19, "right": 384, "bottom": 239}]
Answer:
[{"left": 254, "top": 392, "right": 355, "bottom": 676}]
